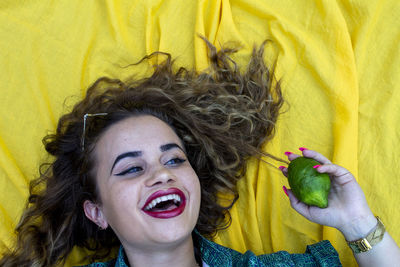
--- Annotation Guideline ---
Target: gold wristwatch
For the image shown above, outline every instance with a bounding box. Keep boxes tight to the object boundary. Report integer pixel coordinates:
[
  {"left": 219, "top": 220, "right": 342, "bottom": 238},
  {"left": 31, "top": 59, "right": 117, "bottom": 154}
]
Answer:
[{"left": 347, "top": 216, "right": 386, "bottom": 253}]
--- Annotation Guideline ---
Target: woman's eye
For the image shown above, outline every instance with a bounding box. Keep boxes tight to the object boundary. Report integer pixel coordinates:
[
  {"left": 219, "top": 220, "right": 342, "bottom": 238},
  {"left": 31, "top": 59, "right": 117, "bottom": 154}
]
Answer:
[
  {"left": 115, "top": 166, "right": 143, "bottom": 176},
  {"left": 165, "top": 158, "right": 186, "bottom": 166}
]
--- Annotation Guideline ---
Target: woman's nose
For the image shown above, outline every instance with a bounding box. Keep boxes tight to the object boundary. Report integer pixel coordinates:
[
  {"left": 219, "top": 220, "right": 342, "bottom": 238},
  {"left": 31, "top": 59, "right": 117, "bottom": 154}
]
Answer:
[{"left": 145, "top": 167, "right": 175, "bottom": 187}]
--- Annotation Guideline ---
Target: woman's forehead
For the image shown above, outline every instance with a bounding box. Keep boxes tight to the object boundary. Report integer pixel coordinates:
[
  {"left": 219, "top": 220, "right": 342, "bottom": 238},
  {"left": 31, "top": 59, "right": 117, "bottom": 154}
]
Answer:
[{"left": 95, "top": 115, "right": 183, "bottom": 155}]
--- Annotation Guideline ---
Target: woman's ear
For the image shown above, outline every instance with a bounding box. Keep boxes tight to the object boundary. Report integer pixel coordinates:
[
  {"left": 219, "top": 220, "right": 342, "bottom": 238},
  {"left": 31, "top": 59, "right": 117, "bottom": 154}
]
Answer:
[{"left": 83, "top": 200, "right": 109, "bottom": 229}]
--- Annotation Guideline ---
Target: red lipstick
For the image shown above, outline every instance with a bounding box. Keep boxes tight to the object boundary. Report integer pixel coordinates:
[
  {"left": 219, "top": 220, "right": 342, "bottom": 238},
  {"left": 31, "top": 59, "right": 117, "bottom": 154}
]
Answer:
[{"left": 142, "top": 188, "right": 186, "bottom": 219}]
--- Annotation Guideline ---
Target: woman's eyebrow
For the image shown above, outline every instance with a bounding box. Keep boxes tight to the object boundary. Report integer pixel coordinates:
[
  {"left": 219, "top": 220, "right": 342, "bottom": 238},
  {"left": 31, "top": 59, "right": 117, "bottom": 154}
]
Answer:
[
  {"left": 110, "top": 151, "right": 142, "bottom": 174},
  {"left": 160, "top": 143, "right": 185, "bottom": 153}
]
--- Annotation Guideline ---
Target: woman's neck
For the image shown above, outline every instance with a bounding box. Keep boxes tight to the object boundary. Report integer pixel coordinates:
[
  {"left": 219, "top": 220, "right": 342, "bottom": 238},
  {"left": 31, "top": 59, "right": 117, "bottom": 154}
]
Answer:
[{"left": 122, "top": 235, "right": 199, "bottom": 267}]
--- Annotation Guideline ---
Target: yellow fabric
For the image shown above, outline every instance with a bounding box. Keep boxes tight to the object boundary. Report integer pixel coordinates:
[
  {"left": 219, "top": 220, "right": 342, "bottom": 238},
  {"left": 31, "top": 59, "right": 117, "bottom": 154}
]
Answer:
[{"left": 0, "top": 1, "right": 399, "bottom": 266}]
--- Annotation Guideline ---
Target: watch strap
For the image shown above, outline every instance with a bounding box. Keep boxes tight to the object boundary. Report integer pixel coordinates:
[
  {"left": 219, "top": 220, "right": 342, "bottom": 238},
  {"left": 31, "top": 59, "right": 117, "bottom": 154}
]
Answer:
[{"left": 347, "top": 216, "right": 386, "bottom": 253}]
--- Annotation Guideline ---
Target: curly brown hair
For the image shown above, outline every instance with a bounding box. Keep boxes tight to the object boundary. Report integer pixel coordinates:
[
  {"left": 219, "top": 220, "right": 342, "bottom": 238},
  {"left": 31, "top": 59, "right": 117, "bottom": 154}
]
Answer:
[{"left": 0, "top": 39, "right": 284, "bottom": 266}]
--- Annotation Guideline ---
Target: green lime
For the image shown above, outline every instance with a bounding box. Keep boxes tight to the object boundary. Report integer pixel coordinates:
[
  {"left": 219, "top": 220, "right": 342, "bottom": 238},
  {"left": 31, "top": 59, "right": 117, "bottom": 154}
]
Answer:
[{"left": 287, "top": 157, "right": 331, "bottom": 208}]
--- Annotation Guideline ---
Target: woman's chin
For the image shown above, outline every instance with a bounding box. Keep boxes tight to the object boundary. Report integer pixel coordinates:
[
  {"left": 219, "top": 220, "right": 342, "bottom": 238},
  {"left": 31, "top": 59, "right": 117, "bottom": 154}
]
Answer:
[
  {"left": 139, "top": 202, "right": 198, "bottom": 244},
  {"left": 145, "top": 219, "right": 195, "bottom": 245}
]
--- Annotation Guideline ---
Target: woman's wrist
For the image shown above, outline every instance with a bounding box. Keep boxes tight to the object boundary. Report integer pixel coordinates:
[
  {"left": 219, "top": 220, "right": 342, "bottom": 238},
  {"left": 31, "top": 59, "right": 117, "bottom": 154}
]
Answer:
[{"left": 338, "top": 213, "right": 378, "bottom": 242}]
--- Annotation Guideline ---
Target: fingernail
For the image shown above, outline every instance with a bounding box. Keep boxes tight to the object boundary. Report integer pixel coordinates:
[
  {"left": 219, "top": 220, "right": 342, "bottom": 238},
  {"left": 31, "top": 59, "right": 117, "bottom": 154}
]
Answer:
[
  {"left": 313, "top": 165, "right": 321, "bottom": 169},
  {"left": 299, "top": 147, "right": 308, "bottom": 151},
  {"left": 283, "top": 186, "right": 289, "bottom": 197},
  {"left": 284, "top": 151, "right": 292, "bottom": 156},
  {"left": 279, "top": 166, "right": 286, "bottom": 170}
]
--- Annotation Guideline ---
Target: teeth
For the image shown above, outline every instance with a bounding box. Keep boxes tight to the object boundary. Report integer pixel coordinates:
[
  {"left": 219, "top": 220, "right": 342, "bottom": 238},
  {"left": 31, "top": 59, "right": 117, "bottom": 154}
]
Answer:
[{"left": 144, "top": 194, "right": 181, "bottom": 211}]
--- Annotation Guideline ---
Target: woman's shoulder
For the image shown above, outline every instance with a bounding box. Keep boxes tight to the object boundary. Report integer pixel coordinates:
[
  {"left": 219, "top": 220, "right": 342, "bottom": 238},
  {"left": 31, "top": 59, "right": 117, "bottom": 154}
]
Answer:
[
  {"left": 257, "top": 240, "right": 342, "bottom": 266},
  {"left": 75, "top": 247, "right": 126, "bottom": 267},
  {"left": 195, "top": 231, "right": 342, "bottom": 266},
  {"left": 76, "top": 259, "right": 118, "bottom": 267},
  {"left": 78, "top": 262, "right": 115, "bottom": 267}
]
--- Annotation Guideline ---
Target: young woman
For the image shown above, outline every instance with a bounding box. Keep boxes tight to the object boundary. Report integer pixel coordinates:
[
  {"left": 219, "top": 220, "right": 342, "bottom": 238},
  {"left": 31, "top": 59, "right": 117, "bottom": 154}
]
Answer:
[{"left": 0, "top": 41, "right": 399, "bottom": 267}]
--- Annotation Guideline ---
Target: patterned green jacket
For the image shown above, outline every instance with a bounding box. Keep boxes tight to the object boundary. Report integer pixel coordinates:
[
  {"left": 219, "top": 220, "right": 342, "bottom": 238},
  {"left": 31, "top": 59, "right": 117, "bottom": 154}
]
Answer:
[{"left": 80, "top": 231, "right": 342, "bottom": 267}]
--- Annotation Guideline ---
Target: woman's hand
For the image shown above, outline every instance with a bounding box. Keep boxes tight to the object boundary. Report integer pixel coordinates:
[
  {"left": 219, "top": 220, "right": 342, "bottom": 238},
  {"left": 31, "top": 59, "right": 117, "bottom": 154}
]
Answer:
[
  {"left": 280, "top": 148, "right": 376, "bottom": 241},
  {"left": 280, "top": 148, "right": 400, "bottom": 266}
]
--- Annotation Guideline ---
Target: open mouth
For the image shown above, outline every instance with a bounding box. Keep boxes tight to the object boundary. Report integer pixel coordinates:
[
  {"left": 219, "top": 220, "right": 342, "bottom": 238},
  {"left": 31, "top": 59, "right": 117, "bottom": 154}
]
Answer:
[{"left": 142, "top": 188, "right": 186, "bottom": 219}]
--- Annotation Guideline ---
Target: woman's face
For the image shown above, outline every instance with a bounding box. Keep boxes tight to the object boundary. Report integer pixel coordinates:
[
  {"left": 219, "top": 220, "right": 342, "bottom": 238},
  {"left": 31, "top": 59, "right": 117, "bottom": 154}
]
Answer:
[{"left": 84, "top": 115, "right": 201, "bottom": 251}]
